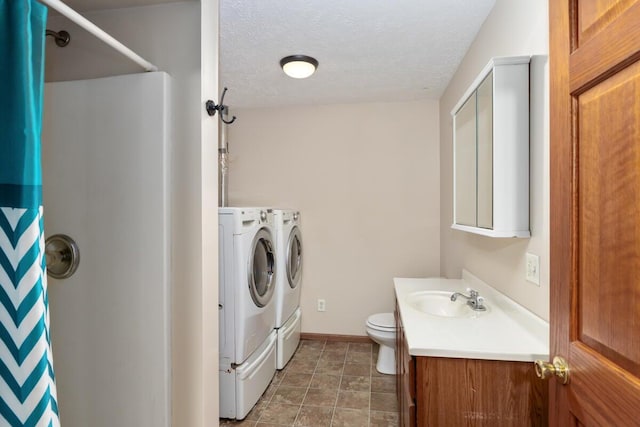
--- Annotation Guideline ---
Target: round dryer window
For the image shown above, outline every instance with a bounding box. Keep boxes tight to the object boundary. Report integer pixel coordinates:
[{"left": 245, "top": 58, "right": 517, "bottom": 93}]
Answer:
[
  {"left": 248, "top": 228, "right": 276, "bottom": 307},
  {"left": 286, "top": 226, "right": 302, "bottom": 289}
]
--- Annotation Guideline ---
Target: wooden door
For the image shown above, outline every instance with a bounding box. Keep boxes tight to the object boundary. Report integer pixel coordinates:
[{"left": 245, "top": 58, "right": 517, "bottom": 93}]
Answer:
[{"left": 550, "top": 1, "right": 640, "bottom": 425}]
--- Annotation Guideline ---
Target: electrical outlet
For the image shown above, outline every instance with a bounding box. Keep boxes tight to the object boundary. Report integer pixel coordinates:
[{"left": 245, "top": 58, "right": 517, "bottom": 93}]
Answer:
[
  {"left": 317, "top": 299, "right": 326, "bottom": 312},
  {"left": 526, "top": 253, "right": 540, "bottom": 285}
]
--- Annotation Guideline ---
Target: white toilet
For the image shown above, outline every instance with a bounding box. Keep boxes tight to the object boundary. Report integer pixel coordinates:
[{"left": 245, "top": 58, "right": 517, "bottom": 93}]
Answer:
[{"left": 366, "top": 312, "right": 396, "bottom": 375}]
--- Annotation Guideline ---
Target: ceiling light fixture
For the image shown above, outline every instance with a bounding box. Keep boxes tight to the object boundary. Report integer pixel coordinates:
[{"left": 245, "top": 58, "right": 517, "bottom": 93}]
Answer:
[{"left": 280, "top": 55, "right": 318, "bottom": 79}]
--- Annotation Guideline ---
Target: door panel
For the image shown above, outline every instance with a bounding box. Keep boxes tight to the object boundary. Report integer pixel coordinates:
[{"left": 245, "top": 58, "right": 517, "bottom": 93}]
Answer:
[
  {"left": 577, "top": 62, "right": 640, "bottom": 376},
  {"left": 569, "top": 344, "right": 640, "bottom": 425},
  {"left": 570, "top": 2, "right": 640, "bottom": 92},
  {"left": 578, "top": 0, "right": 636, "bottom": 45},
  {"left": 550, "top": 0, "right": 640, "bottom": 425}
]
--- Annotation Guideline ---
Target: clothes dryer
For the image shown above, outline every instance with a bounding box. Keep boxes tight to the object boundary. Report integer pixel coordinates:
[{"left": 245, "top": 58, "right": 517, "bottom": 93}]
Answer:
[
  {"left": 218, "top": 207, "right": 277, "bottom": 419},
  {"left": 272, "top": 209, "right": 303, "bottom": 369}
]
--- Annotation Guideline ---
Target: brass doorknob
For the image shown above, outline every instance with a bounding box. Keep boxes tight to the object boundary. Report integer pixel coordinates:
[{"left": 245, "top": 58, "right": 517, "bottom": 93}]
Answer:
[{"left": 534, "top": 356, "right": 570, "bottom": 384}]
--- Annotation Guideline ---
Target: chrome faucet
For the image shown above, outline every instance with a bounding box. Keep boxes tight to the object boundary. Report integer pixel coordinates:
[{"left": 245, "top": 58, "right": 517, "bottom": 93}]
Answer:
[{"left": 450, "top": 289, "right": 486, "bottom": 311}]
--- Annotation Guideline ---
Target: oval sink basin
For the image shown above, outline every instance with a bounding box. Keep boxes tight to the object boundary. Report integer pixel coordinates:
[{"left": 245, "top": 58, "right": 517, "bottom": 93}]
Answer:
[{"left": 406, "top": 290, "right": 486, "bottom": 318}]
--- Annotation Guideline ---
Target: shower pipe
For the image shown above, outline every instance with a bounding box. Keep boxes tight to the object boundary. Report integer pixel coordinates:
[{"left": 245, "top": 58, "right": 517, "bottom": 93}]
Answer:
[
  {"left": 38, "top": 0, "right": 158, "bottom": 72},
  {"left": 206, "top": 87, "right": 236, "bottom": 207}
]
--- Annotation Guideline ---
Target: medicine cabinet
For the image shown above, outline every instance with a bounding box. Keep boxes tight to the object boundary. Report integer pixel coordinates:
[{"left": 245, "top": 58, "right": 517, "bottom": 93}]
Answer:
[{"left": 451, "top": 56, "right": 530, "bottom": 238}]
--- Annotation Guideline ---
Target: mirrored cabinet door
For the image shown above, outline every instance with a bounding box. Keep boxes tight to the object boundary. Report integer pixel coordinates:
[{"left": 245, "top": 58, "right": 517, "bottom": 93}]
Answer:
[
  {"left": 454, "top": 92, "right": 477, "bottom": 227},
  {"left": 450, "top": 56, "right": 530, "bottom": 238},
  {"left": 476, "top": 72, "right": 493, "bottom": 229}
]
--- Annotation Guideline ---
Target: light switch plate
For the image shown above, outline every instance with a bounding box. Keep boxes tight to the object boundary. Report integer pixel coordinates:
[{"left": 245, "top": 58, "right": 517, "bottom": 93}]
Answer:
[{"left": 526, "top": 253, "right": 540, "bottom": 285}]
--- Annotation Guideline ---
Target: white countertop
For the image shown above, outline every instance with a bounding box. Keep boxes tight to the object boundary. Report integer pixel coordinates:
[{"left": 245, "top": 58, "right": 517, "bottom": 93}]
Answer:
[{"left": 394, "top": 270, "right": 549, "bottom": 362}]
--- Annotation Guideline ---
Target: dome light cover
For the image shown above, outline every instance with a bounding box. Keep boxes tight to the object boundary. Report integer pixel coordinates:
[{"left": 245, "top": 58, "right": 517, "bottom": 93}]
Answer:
[{"left": 280, "top": 55, "right": 318, "bottom": 79}]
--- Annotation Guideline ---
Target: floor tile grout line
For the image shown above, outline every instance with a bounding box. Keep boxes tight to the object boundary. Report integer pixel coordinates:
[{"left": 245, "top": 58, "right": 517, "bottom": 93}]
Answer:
[
  {"left": 291, "top": 339, "right": 326, "bottom": 427},
  {"left": 368, "top": 345, "right": 372, "bottom": 426},
  {"left": 255, "top": 340, "right": 311, "bottom": 426},
  {"left": 328, "top": 342, "right": 348, "bottom": 427},
  {"left": 232, "top": 340, "right": 391, "bottom": 427}
]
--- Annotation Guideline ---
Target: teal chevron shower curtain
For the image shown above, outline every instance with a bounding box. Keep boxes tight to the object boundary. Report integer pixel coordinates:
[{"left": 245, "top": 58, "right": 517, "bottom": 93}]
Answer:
[{"left": 0, "top": 0, "right": 60, "bottom": 426}]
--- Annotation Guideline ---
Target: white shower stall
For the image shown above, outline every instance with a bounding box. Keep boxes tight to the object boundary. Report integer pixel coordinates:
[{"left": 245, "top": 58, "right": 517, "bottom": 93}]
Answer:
[{"left": 41, "top": 72, "right": 172, "bottom": 427}]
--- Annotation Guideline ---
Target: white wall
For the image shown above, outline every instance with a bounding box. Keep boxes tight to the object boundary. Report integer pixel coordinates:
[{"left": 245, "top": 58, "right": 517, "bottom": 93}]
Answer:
[
  {"left": 200, "top": 0, "right": 219, "bottom": 423},
  {"left": 45, "top": 2, "right": 219, "bottom": 424},
  {"left": 228, "top": 101, "right": 440, "bottom": 336},
  {"left": 439, "top": 0, "right": 549, "bottom": 320}
]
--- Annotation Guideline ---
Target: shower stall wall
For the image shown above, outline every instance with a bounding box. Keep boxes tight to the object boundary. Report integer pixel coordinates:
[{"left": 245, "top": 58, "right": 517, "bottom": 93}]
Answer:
[{"left": 41, "top": 72, "right": 172, "bottom": 427}]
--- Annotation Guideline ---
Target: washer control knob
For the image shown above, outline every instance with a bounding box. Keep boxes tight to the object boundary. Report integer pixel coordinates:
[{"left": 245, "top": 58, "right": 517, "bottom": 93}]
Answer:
[
  {"left": 260, "top": 210, "right": 267, "bottom": 222},
  {"left": 293, "top": 212, "right": 300, "bottom": 221}
]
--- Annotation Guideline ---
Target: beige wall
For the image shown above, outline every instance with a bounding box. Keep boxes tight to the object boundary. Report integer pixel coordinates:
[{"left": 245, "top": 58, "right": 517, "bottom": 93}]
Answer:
[
  {"left": 45, "top": 2, "right": 219, "bottom": 424},
  {"left": 228, "top": 101, "right": 440, "bottom": 336},
  {"left": 439, "top": 0, "right": 550, "bottom": 320}
]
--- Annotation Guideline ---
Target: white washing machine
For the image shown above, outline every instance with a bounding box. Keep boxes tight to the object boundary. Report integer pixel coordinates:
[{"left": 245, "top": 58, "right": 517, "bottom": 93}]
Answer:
[
  {"left": 218, "top": 207, "right": 277, "bottom": 420},
  {"left": 272, "top": 209, "right": 303, "bottom": 369}
]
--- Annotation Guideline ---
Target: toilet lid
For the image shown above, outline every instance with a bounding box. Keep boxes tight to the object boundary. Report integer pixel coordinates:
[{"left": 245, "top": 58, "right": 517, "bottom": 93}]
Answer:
[{"left": 367, "top": 312, "right": 395, "bottom": 329}]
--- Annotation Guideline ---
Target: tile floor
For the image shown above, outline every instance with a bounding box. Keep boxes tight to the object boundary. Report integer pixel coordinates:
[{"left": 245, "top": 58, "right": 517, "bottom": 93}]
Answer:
[{"left": 220, "top": 339, "right": 399, "bottom": 427}]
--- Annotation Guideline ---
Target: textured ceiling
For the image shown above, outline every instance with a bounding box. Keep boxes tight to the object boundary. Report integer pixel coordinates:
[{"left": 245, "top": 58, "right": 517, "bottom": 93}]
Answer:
[
  {"left": 53, "top": 0, "right": 496, "bottom": 109},
  {"left": 220, "top": 0, "right": 496, "bottom": 108}
]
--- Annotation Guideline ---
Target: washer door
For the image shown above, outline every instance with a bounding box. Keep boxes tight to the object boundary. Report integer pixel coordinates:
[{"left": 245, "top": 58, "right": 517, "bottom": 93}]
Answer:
[
  {"left": 286, "top": 226, "right": 302, "bottom": 289},
  {"left": 248, "top": 227, "right": 276, "bottom": 307}
]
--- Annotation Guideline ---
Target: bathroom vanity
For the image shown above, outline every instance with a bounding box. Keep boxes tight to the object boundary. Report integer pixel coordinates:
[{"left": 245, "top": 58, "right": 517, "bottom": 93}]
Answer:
[{"left": 394, "top": 273, "right": 549, "bottom": 426}]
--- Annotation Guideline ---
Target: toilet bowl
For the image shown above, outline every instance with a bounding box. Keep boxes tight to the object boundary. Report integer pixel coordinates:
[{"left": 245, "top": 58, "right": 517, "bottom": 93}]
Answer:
[{"left": 366, "top": 313, "right": 396, "bottom": 375}]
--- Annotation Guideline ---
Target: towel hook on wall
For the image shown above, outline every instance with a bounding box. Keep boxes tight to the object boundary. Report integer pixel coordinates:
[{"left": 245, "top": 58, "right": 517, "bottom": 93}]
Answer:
[
  {"left": 206, "top": 87, "right": 237, "bottom": 125},
  {"left": 46, "top": 29, "right": 71, "bottom": 47}
]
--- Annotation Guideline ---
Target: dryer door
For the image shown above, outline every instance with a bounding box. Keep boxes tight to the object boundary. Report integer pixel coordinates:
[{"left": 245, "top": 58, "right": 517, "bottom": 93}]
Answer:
[
  {"left": 248, "top": 227, "right": 276, "bottom": 307},
  {"left": 286, "top": 226, "right": 302, "bottom": 289}
]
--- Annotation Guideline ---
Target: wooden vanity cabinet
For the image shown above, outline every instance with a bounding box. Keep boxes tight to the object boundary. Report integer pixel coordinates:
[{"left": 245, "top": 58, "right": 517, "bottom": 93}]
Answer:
[
  {"left": 395, "top": 304, "right": 415, "bottom": 426},
  {"left": 395, "top": 305, "right": 548, "bottom": 426}
]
